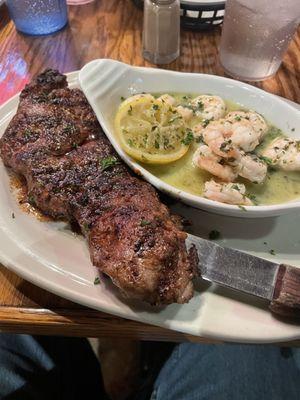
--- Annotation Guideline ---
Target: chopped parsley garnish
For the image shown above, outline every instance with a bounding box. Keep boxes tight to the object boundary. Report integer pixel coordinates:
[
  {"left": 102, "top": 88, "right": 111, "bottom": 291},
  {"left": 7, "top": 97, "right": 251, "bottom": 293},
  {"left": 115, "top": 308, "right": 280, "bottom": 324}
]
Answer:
[
  {"left": 83, "top": 222, "right": 90, "bottom": 231},
  {"left": 154, "top": 140, "right": 160, "bottom": 149},
  {"left": 128, "top": 105, "right": 133, "bottom": 115},
  {"left": 231, "top": 184, "right": 240, "bottom": 191},
  {"left": 247, "top": 193, "right": 258, "bottom": 205},
  {"left": 234, "top": 115, "right": 242, "bottom": 121},
  {"left": 28, "top": 195, "right": 35, "bottom": 205},
  {"left": 127, "top": 139, "right": 133, "bottom": 147},
  {"left": 11, "top": 212, "right": 15, "bottom": 219},
  {"left": 259, "top": 156, "right": 273, "bottom": 165},
  {"left": 263, "top": 241, "right": 267, "bottom": 245},
  {"left": 94, "top": 276, "right": 101, "bottom": 285},
  {"left": 181, "top": 131, "right": 194, "bottom": 146},
  {"left": 269, "top": 249, "right": 276, "bottom": 255},
  {"left": 209, "top": 230, "right": 220, "bottom": 240},
  {"left": 120, "top": 96, "right": 125, "bottom": 101},
  {"left": 100, "top": 156, "right": 119, "bottom": 170},
  {"left": 152, "top": 104, "right": 159, "bottom": 110},
  {"left": 291, "top": 128, "right": 295, "bottom": 132},
  {"left": 246, "top": 193, "right": 258, "bottom": 205},
  {"left": 197, "top": 101, "right": 204, "bottom": 111},
  {"left": 72, "top": 142, "right": 78, "bottom": 149},
  {"left": 140, "top": 219, "right": 151, "bottom": 227},
  {"left": 220, "top": 139, "right": 232, "bottom": 152},
  {"left": 238, "top": 205, "right": 247, "bottom": 211},
  {"left": 202, "top": 119, "right": 210, "bottom": 128},
  {"left": 163, "top": 137, "right": 170, "bottom": 149},
  {"left": 195, "top": 135, "right": 205, "bottom": 144}
]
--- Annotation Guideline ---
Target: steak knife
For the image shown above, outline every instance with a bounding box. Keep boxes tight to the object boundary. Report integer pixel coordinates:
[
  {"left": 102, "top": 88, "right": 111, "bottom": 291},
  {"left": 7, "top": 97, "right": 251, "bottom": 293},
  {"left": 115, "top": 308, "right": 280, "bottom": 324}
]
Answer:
[{"left": 186, "top": 234, "right": 300, "bottom": 318}]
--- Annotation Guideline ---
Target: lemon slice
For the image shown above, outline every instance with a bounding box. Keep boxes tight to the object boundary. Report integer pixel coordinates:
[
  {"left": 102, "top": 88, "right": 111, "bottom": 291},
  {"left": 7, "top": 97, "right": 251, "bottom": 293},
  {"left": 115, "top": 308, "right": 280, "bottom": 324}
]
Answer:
[{"left": 115, "top": 95, "right": 192, "bottom": 164}]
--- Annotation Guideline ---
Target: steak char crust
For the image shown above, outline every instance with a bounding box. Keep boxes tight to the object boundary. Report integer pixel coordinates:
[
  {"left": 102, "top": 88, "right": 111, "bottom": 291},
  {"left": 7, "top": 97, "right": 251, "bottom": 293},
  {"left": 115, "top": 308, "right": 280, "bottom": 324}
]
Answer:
[{"left": 0, "top": 69, "right": 196, "bottom": 305}]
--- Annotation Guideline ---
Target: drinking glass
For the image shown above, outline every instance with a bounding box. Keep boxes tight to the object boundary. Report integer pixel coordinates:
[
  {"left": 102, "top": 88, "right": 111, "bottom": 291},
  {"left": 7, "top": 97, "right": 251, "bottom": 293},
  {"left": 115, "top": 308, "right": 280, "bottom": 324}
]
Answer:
[
  {"left": 6, "top": 0, "right": 68, "bottom": 36},
  {"left": 219, "top": 0, "right": 300, "bottom": 81}
]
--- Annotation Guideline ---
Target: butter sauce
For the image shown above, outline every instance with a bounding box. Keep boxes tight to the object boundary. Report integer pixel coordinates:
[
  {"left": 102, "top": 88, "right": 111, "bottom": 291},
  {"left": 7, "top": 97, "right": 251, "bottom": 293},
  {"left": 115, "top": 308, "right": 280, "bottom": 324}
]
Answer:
[{"left": 142, "top": 93, "right": 300, "bottom": 206}]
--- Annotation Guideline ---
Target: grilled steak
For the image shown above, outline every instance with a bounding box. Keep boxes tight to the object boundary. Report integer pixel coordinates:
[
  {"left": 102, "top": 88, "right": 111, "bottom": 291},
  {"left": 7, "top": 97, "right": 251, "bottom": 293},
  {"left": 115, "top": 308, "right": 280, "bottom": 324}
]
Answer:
[{"left": 0, "top": 69, "right": 196, "bottom": 305}]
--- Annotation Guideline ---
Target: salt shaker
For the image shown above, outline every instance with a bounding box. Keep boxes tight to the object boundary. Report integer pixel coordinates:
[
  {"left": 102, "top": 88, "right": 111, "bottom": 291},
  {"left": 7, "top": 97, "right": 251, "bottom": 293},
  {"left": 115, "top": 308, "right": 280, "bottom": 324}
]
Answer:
[{"left": 142, "top": 0, "right": 180, "bottom": 64}]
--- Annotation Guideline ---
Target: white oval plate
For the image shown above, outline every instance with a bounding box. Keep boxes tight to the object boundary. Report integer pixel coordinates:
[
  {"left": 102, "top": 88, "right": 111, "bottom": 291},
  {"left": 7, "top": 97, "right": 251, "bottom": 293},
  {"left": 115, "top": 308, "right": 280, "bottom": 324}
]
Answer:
[
  {"left": 79, "top": 59, "right": 300, "bottom": 218},
  {"left": 1, "top": 71, "right": 300, "bottom": 343}
]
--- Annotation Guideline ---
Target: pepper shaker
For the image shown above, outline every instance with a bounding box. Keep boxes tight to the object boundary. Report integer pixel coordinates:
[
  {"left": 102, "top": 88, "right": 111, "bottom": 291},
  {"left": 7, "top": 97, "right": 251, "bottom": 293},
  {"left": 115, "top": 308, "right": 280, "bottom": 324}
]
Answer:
[{"left": 142, "top": 0, "right": 180, "bottom": 64}]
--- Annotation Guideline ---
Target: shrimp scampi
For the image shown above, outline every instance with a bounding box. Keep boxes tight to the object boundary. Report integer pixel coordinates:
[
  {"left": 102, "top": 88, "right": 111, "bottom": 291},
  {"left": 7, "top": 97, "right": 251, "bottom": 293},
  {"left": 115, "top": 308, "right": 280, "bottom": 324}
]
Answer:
[
  {"left": 192, "top": 144, "right": 237, "bottom": 182},
  {"left": 226, "top": 111, "right": 268, "bottom": 141},
  {"left": 204, "top": 180, "right": 253, "bottom": 206},
  {"left": 235, "top": 153, "right": 268, "bottom": 184},
  {"left": 262, "top": 137, "right": 300, "bottom": 171},
  {"left": 194, "top": 120, "right": 240, "bottom": 159},
  {"left": 119, "top": 91, "right": 300, "bottom": 208},
  {"left": 190, "top": 95, "right": 226, "bottom": 121}
]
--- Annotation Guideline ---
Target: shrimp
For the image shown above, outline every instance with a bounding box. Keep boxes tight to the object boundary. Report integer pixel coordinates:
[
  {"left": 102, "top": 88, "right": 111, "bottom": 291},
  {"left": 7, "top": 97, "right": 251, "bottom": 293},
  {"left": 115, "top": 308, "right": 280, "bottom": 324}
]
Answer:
[
  {"left": 192, "top": 144, "right": 237, "bottom": 182},
  {"left": 157, "top": 94, "right": 176, "bottom": 107},
  {"left": 194, "top": 120, "right": 240, "bottom": 159},
  {"left": 262, "top": 137, "right": 300, "bottom": 171},
  {"left": 203, "top": 180, "right": 253, "bottom": 206},
  {"left": 234, "top": 153, "right": 267, "bottom": 184},
  {"left": 226, "top": 111, "right": 268, "bottom": 140},
  {"left": 228, "top": 120, "right": 262, "bottom": 152},
  {"left": 176, "top": 105, "right": 193, "bottom": 121},
  {"left": 190, "top": 95, "right": 226, "bottom": 121}
]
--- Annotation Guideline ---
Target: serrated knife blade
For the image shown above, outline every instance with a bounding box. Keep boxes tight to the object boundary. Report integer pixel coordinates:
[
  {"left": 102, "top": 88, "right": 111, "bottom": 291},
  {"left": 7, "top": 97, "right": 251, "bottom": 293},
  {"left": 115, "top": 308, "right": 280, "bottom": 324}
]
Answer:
[{"left": 186, "top": 234, "right": 300, "bottom": 318}]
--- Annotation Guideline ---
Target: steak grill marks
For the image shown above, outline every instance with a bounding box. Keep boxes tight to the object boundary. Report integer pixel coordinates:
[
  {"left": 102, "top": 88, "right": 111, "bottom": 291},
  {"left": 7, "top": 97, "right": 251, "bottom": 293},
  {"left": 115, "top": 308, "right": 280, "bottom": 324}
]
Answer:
[{"left": 0, "top": 69, "right": 196, "bottom": 305}]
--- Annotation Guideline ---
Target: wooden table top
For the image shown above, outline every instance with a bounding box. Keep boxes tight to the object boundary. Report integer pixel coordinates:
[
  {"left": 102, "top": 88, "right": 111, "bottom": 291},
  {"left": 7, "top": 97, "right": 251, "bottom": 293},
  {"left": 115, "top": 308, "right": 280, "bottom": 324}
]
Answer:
[{"left": 0, "top": 0, "right": 299, "bottom": 342}]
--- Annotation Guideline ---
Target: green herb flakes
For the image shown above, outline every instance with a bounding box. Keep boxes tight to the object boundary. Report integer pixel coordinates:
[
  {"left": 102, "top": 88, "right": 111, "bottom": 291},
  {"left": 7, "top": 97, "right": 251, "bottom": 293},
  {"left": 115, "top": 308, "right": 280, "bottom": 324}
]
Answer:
[
  {"left": 195, "top": 135, "right": 205, "bottom": 144},
  {"left": 94, "top": 277, "right": 101, "bottom": 285},
  {"left": 197, "top": 101, "right": 204, "bottom": 111},
  {"left": 28, "top": 195, "right": 35, "bottom": 205},
  {"left": 232, "top": 184, "right": 240, "bottom": 191},
  {"left": 140, "top": 219, "right": 151, "bottom": 227},
  {"left": 209, "top": 230, "right": 220, "bottom": 240},
  {"left": 259, "top": 156, "right": 273, "bottom": 165},
  {"left": 202, "top": 119, "right": 210, "bottom": 128},
  {"left": 269, "top": 249, "right": 276, "bottom": 255},
  {"left": 100, "top": 156, "right": 119, "bottom": 171},
  {"left": 181, "top": 131, "right": 194, "bottom": 146},
  {"left": 247, "top": 194, "right": 258, "bottom": 205}
]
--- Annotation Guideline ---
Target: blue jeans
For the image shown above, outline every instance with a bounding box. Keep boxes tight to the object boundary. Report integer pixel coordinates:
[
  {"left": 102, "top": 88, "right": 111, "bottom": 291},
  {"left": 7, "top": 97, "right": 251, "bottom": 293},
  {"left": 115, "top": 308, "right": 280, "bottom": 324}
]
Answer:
[
  {"left": 152, "top": 343, "right": 300, "bottom": 400},
  {"left": 1, "top": 334, "right": 300, "bottom": 400}
]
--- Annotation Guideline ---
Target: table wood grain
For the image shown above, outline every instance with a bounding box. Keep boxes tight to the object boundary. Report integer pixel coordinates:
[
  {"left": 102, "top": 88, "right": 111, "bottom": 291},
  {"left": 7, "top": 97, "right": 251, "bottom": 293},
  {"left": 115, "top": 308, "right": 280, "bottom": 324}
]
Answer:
[{"left": 0, "top": 0, "right": 299, "bottom": 341}]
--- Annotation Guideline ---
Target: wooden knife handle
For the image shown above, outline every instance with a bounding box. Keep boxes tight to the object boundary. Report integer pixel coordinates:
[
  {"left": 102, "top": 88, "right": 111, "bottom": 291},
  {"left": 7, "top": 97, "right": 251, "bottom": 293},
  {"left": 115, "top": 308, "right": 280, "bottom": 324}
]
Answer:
[{"left": 269, "top": 264, "right": 300, "bottom": 318}]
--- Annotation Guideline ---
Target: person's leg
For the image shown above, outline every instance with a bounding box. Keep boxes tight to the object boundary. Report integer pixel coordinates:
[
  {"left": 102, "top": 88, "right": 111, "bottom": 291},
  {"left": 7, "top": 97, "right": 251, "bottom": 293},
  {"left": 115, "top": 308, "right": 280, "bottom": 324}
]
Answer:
[
  {"left": 152, "top": 343, "right": 300, "bottom": 400},
  {"left": 0, "top": 333, "right": 108, "bottom": 400}
]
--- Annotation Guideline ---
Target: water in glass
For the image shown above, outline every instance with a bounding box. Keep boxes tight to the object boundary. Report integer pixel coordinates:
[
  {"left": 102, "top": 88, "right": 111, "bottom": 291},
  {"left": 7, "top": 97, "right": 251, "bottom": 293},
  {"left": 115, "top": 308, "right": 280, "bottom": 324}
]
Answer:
[{"left": 219, "top": 0, "right": 300, "bottom": 81}]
